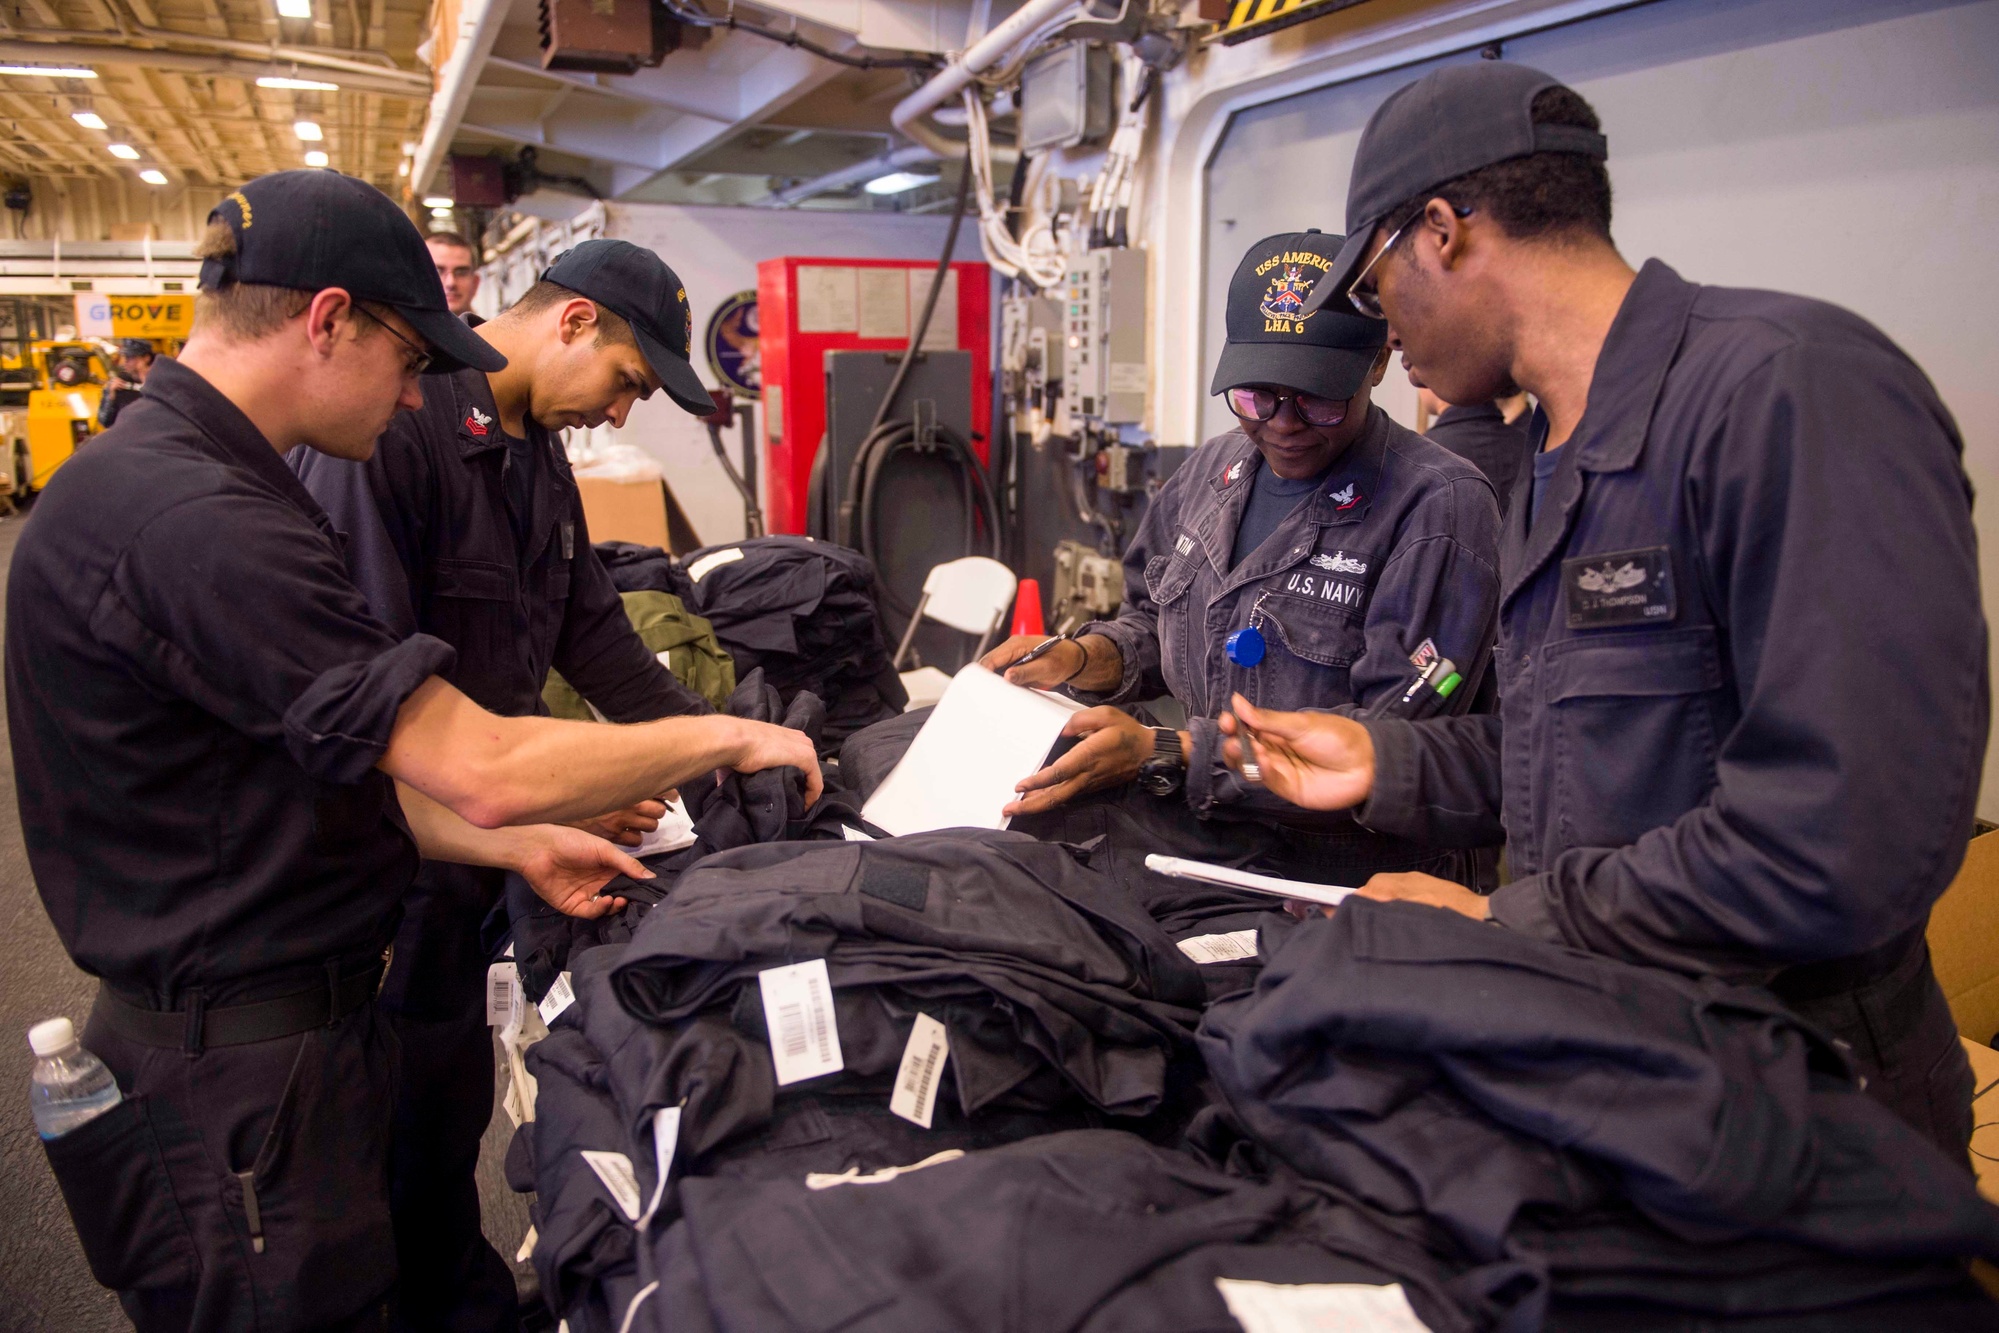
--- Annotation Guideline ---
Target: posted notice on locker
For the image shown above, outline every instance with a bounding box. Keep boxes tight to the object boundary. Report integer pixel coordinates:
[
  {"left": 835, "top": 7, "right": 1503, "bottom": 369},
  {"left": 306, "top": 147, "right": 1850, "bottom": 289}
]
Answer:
[{"left": 759, "top": 958, "right": 844, "bottom": 1086}]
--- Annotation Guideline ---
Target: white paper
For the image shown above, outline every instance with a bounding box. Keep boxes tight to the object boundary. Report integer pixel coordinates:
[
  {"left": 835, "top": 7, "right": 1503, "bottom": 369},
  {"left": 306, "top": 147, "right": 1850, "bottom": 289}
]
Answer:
[
  {"left": 486, "top": 961, "right": 517, "bottom": 1027},
  {"left": 626, "top": 796, "right": 697, "bottom": 858},
  {"left": 1177, "top": 930, "right": 1260, "bottom": 964},
  {"left": 759, "top": 958, "right": 844, "bottom": 1085},
  {"left": 840, "top": 824, "right": 877, "bottom": 842},
  {"left": 580, "top": 1150, "right": 643, "bottom": 1222},
  {"left": 1144, "top": 855, "right": 1354, "bottom": 909},
  {"left": 862, "top": 665, "right": 1088, "bottom": 837},
  {"left": 796, "top": 265, "right": 857, "bottom": 332},
  {"left": 910, "top": 267, "right": 958, "bottom": 350},
  {"left": 857, "top": 266, "right": 909, "bottom": 340},
  {"left": 805, "top": 1149, "right": 965, "bottom": 1190},
  {"left": 1215, "top": 1278, "right": 1432, "bottom": 1333},
  {"left": 538, "top": 971, "right": 576, "bottom": 1025},
  {"left": 687, "top": 547, "right": 744, "bottom": 583},
  {"left": 889, "top": 1012, "right": 950, "bottom": 1128}
]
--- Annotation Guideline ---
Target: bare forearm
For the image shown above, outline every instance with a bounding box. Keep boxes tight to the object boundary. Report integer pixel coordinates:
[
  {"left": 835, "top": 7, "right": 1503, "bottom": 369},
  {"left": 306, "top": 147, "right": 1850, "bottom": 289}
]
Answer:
[{"left": 396, "top": 780, "right": 542, "bottom": 870}]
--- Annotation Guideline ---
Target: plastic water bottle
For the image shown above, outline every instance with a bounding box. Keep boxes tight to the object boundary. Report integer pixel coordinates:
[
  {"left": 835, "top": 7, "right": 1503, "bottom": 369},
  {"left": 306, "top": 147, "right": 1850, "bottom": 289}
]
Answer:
[{"left": 29, "top": 1017, "right": 121, "bottom": 1140}]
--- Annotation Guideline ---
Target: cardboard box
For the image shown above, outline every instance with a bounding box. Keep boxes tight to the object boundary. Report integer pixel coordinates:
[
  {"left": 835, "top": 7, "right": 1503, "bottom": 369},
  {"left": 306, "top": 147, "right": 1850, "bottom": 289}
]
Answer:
[
  {"left": 1928, "top": 829, "right": 1999, "bottom": 1048},
  {"left": 576, "top": 475, "right": 670, "bottom": 550}
]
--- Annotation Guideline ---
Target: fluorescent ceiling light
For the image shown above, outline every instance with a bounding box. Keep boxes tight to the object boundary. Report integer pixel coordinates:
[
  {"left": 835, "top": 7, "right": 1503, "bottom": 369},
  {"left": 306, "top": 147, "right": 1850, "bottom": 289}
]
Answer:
[
  {"left": 304, "top": 149, "right": 328, "bottom": 167},
  {"left": 422, "top": 195, "right": 453, "bottom": 209},
  {"left": 275, "top": 0, "right": 314, "bottom": 16},
  {"left": 292, "top": 119, "right": 322, "bottom": 141},
  {"left": 258, "top": 75, "right": 338, "bottom": 91},
  {"left": 106, "top": 143, "right": 140, "bottom": 160},
  {"left": 138, "top": 169, "right": 167, "bottom": 185},
  {"left": 396, "top": 160, "right": 409, "bottom": 176},
  {"left": 400, "top": 140, "right": 418, "bottom": 155},
  {"left": 429, "top": 207, "right": 453, "bottom": 219},
  {"left": 0, "top": 65, "right": 97, "bottom": 78},
  {"left": 70, "top": 110, "right": 107, "bottom": 129},
  {"left": 863, "top": 171, "right": 939, "bottom": 196}
]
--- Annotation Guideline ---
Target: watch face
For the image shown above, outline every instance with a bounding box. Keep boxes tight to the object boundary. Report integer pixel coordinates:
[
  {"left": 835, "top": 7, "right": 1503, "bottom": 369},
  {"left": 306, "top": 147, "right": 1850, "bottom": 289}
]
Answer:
[{"left": 1137, "top": 760, "right": 1184, "bottom": 797}]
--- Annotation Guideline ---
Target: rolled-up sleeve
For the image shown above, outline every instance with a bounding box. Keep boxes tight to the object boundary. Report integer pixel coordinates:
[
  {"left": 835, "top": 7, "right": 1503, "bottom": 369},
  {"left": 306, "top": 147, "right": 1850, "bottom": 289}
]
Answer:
[{"left": 94, "top": 491, "right": 455, "bottom": 783}]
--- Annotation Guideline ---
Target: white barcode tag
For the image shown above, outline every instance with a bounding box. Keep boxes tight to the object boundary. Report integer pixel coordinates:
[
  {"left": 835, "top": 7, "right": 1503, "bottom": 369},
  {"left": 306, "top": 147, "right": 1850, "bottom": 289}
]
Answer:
[
  {"left": 538, "top": 971, "right": 576, "bottom": 1025},
  {"left": 1215, "top": 1278, "right": 1431, "bottom": 1333},
  {"left": 486, "top": 962, "right": 518, "bottom": 1026},
  {"left": 636, "top": 1103, "right": 683, "bottom": 1228},
  {"left": 1177, "top": 929, "right": 1260, "bottom": 965},
  {"left": 889, "top": 1012, "right": 949, "bottom": 1128},
  {"left": 580, "top": 1150, "right": 643, "bottom": 1222},
  {"left": 758, "top": 958, "right": 843, "bottom": 1086}
]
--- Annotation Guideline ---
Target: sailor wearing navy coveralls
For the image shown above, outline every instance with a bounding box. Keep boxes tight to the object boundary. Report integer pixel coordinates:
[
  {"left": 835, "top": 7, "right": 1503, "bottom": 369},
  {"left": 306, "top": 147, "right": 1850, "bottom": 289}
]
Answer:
[
  {"left": 1229, "top": 61, "right": 1982, "bottom": 1155},
  {"left": 981, "top": 228, "right": 1501, "bottom": 888}
]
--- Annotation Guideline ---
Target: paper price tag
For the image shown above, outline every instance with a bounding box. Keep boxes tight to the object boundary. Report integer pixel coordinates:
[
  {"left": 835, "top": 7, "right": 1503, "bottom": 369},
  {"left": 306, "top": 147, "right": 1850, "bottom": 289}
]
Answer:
[
  {"left": 758, "top": 959, "right": 843, "bottom": 1086},
  {"left": 1177, "top": 930, "right": 1260, "bottom": 965},
  {"left": 580, "top": 1150, "right": 643, "bottom": 1222},
  {"left": 538, "top": 971, "right": 576, "bottom": 1025},
  {"left": 486, "top": 962, "right": 518, "bottom": 1027},
  {"left": 889, "top": 1012, "right": 950, "bottom": 1128},
  {"left": 637, "top": 1104, "right": 682, "bottom": 1228},
  {"left": 1214, "top": 1279, "right": 1431, "bottom": 1333}
]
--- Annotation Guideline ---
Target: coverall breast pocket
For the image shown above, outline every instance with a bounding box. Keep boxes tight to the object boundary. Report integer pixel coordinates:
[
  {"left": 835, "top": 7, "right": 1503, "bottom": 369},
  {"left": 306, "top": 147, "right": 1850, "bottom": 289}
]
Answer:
[
  {"left": 430, "top": 557, "right": 516, "bottom": 663},
  {"left": 42, "top": 1093, "right": 199, "bottom": 1294},
  {"left": 1145, "top": 554, "right": 1199, "bottom": 698},
  {"left": 1544, "top": 627, "right": 1721, "bottom": 852}
]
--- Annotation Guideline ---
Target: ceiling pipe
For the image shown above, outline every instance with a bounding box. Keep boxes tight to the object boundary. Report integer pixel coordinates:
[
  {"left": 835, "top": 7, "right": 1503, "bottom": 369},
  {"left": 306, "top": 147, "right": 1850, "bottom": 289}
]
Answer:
[
  {"left": 1, "top": 27, "right": 426, "bottom": 84},
  {"left": 0, "top": 39, "right": 428, "bottom": 97},
  {"left": 407, "top": 0, "right": 507, "bottom": 206},
  {"left": 890, "top": 0, "right": 1075, "bottom": 155},
  {"left": 756, "top": 139, "right": 1019, "bottom": 208}
]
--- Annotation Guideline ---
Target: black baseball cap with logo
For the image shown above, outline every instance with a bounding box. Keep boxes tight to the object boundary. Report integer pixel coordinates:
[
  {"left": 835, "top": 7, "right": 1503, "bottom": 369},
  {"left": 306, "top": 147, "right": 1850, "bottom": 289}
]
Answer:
[
  {"left": 540, "top": 240, "right": 712, "bottom": 416},
  {"left": 1299, "top": 60, "right": 1609, "bottom": 316},
  {"left": 1210, "top": 230, "right": 1388, "bottom": 402},
  {"left": 199, "top": 170, "right": 505, "bottom": 374}
]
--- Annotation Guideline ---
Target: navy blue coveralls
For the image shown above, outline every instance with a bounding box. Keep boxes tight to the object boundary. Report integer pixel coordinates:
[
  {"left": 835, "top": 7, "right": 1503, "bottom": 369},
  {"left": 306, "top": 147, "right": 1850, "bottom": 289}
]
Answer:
[
  {"left": 1351, "top": 261, "right": 1984, "bottom": 1153},
  {"left": 293, "top": 366, "right": 707, "bottom": 1333},
  {"left": 1070, "top": 405, "right": 1501, "bottom": 882},
  {"left": 8, "top": 357, "right": 460, "bottom": 1330}
]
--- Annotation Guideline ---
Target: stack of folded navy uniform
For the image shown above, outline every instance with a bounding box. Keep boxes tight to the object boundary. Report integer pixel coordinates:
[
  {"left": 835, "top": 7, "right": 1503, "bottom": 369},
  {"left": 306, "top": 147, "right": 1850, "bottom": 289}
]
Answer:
[{"left": 513, "top": 832, "right": 1999, "bottom": 1331}]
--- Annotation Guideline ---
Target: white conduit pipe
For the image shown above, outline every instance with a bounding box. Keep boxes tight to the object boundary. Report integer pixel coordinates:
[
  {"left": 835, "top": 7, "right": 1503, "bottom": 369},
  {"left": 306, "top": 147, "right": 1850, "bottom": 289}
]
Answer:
[
  {"left": 408, "top": 0, "right": 509, "bottom": 206},
  {"left": 889, "top": 0, "right": 1078, "bottom": 156}
]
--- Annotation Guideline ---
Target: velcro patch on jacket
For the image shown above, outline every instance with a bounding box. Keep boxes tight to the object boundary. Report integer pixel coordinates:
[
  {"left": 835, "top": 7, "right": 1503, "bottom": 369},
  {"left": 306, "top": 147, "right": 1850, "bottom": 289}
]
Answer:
[
  {"left": 859, "top": 861, "right": 929, "bottom": 912},
  {"left": 1562, "top": 546, "right": 1675, "bottom": 628}
]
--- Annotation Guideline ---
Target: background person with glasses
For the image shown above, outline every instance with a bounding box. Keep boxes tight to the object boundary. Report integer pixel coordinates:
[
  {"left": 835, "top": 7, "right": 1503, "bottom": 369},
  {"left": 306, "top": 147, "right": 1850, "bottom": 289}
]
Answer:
[{"left": 972, "top": 228, "right": 1501, "bottom": 908}]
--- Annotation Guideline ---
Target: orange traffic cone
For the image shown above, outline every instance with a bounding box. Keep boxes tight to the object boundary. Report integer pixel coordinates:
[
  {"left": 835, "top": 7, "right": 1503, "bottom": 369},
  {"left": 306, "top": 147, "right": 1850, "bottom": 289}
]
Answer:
[{"left": 1010, "top": 579, "right": 1046, "bottom": 637}]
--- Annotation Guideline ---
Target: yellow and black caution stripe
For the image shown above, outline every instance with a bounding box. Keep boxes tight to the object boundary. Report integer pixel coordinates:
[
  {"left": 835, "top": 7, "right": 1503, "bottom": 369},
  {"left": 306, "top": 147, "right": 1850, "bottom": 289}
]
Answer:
[{"left": 1221, "top": 0, "right": 1373, "bottom": 45}]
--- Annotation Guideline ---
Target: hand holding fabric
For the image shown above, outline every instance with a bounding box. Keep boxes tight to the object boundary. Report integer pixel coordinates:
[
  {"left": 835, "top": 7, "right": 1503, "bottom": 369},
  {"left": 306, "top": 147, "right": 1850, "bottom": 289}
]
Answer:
[
  {"left": 568, "top": 798, "right": 668, "bottom": 846},
  {"left": 515, "top": 824, "right": 652, "bottom": 919}
]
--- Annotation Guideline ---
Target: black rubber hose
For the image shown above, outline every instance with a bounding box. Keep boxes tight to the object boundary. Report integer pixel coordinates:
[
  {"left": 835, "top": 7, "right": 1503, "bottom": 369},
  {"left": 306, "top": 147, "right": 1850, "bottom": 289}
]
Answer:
[
  {"left": 851, "top": 417, "right": 1003, "bottom": 617},
  {"left": 867, "top": 163, "right": 975, "bottom": 439}
]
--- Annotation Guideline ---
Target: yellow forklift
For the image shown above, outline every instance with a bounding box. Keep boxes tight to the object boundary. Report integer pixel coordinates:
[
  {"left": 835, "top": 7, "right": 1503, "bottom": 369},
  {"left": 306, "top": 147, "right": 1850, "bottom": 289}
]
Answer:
[{"left": 12, "top": 340, "right": 111, "bottom": 493}]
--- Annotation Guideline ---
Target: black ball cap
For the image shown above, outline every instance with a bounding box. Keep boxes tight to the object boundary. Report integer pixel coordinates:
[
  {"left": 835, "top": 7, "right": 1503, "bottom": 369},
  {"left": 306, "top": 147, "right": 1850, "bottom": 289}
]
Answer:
[
  {"left": 1210, "top": 230, "right": 1388, "bottom": 403},
  {"left": 199, "top": 171, "right": 505, "bottom": 374},
  {"left": 539, "top": 239, "right": 711, "bottom": 416},
  {"left": 1299, "top": 61, "right": 1607, "bottom": 317}
]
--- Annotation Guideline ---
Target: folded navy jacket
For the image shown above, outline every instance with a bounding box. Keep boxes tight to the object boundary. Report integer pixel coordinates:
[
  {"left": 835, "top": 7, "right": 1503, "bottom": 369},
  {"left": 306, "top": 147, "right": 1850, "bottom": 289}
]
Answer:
[
  {"left": 1197, "top": 899, "right": 1999, "bottom": 1316},
  {"left": 610, "top": 830, "right": 1206, "bottom": 1119}
]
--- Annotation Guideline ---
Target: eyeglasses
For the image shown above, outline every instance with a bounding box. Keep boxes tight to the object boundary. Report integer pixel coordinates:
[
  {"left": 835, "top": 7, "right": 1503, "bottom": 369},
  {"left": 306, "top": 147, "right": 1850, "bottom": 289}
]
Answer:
[
  {"left": 353, "top": 303, "right": 432, "bottom": 378},
  {"left": 1225, "top": 386, "right": 1349, "bottom": 428},
  {"left": 1346, "top": 201, "right": 1472, "bottom": 320}
]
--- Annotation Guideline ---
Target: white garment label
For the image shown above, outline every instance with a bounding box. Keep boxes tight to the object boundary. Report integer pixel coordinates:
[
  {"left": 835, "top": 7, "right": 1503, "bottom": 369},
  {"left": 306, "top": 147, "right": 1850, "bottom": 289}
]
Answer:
[
  {"left": 889, "top": 1012, "right": 950, "bottom": 1128},
  {"left": 580, "top": 1150, "right": 643, "bottom": 1222},
  {"left": 687, "top": 547, "right": 745, "bottom": 583},
  {"left": 1215, "top": 1278, "right": 1432, "bottom": 1333},
  {"left": 758, "top": 958, "right": 844, "bottom": 1086},
  {"left": 637, "top": 1104, "right": 682, "bottom": 1228},
  {"left": 805, "top": 1149, "right": 965, "bottom": 1191},
  {"left": 1177, "top": 930, "right": 1260, "bottom": 965},
  {"left": 516, "top": 1225, "right": 538, "bottom": 1264},
  {"left": 537, "top": 971, "right": 576, "bottom": 1026},
  {"left": 486, "top": 962, "right": 518, "bottom": 1027},
  {"left": 840, "top": 824, "right": 877, "bottom": 842}
]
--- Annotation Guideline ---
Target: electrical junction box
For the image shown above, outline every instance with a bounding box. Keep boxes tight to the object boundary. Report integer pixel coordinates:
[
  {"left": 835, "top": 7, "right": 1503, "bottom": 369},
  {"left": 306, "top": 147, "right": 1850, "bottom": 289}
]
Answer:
[
  {"left": 1019, "top": 43, "right": 1116, "bottom": 154},
  {"left": 538, "top": 0, "right": 679, "bottom": 73},
  {"left": 757, "top": 256, "right": 991, "bottom": 535},
  {"left": 1061, "top": 247, "right": 1147, "bottom": 424}
]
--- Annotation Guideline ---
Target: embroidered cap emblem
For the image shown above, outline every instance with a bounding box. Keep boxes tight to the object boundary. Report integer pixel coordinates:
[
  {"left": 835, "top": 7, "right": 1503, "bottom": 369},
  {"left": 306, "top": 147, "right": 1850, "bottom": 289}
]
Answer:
[
  {"left": 466, "top": 406, "right": 492, "bottom": 437},
  {"left": 1310, "top": 552, "right": 1367, "bottom": 575},
  {"left": 1576, "top": 561, "right": 1646, "bottom": 594},
  {"left": 1257, "top": 266, "right": 1316, "bottom": 325},
  {"left": 1329, "top": 482, "right": 1360, "bottom": 511}
]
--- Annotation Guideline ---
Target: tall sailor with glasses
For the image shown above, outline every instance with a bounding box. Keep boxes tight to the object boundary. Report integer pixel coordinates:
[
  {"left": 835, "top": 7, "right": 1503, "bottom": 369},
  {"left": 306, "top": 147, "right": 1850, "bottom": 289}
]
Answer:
[{"left": 974, "top": 229, "right": 1501, "bottom": 897}]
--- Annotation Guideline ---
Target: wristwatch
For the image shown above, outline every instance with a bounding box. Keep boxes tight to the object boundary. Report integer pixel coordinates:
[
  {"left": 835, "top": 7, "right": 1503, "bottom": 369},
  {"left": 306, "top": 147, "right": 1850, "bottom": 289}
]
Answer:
[{"left": 1136, "top": 727, "right": 1187, "bottom": 797}]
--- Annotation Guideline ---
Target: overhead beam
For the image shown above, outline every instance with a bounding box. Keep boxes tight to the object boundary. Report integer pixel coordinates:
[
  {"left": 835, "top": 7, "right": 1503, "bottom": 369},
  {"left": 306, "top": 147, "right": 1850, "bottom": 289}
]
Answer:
[{"left": 0, "top": 39, "right": 430, "bottom": 98}]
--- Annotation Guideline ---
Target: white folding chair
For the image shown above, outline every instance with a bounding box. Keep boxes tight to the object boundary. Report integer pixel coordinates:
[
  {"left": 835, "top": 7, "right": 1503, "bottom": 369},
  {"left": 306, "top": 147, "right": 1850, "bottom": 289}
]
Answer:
[{"left": 893, "top": 556, "right": 1019, "bottom": 710}]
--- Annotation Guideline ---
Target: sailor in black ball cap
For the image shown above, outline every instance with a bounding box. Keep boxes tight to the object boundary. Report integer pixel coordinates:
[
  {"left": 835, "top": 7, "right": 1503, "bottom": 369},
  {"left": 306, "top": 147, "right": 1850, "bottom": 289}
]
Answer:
[
  {"left": 1226, "top": 61, "right": 1983, "bottom": 1157},
  {"left": 6, "top": 171, "right": 820, "bottom": 1330},
  {"left": 979, "top": 227, "right": 1501, "bottom": 892}
]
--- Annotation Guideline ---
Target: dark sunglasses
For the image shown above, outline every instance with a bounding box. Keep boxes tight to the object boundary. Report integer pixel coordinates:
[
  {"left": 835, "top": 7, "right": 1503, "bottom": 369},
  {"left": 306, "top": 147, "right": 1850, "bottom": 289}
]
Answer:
[
  {"left": 1225, "top": 386, "right": 1349, "bottom": 428},
  {"left": 354, "top": 304, "right": 433, "bottom": 378}
]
